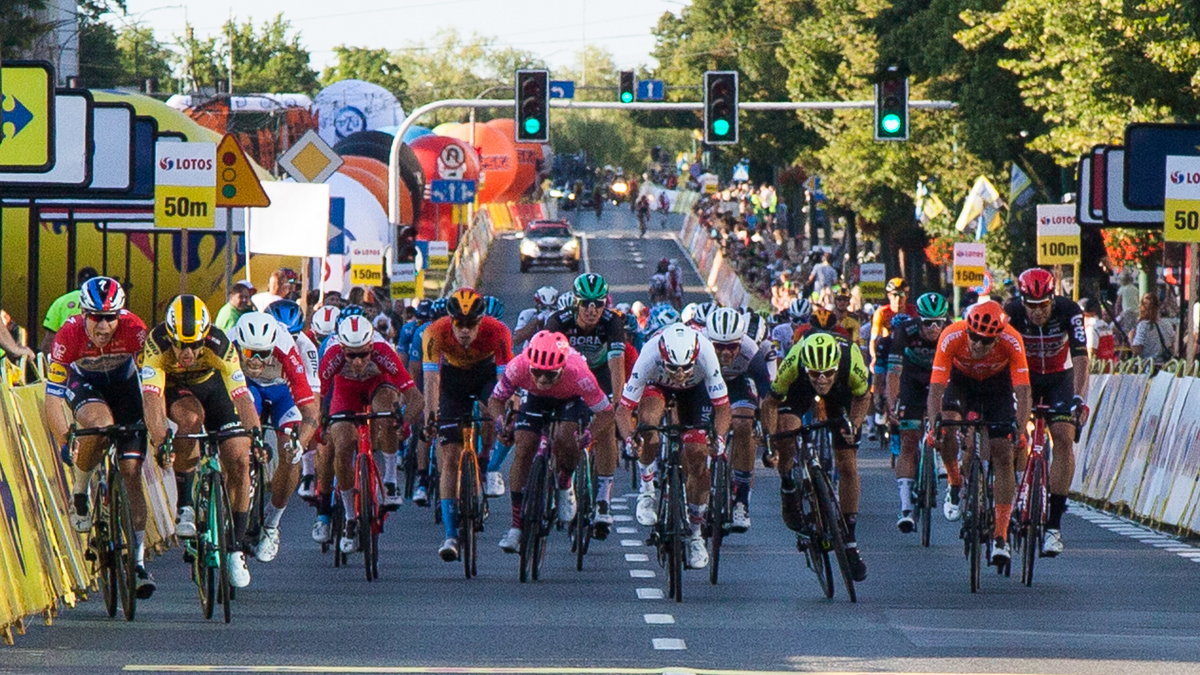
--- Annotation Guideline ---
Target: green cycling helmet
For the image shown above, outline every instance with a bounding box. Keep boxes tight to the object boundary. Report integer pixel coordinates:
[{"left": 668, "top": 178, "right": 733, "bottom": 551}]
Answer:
[
  {"left": 573, "top": 273, "right": 609, "bottom": 302},
  {"left": 800, "top": 332, "right": 842, "bottom": 372},
  {"left": 915, "top": 292, "right": 949, "bottom": 319}
]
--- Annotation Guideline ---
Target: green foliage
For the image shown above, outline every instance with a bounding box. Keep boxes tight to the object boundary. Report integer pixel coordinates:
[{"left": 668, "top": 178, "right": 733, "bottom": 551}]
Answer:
[
  {"left": 80, "top": 22, "right": 176, "bottom": 91},
  {"left": 1, "top": 0, "right": 49, "bottom": 59},
  {"left": 179, "top": 15, "right": 319, "bottom": 94},
  {"left": 322, "top": 46, "right": 409, "bottom": 100}
]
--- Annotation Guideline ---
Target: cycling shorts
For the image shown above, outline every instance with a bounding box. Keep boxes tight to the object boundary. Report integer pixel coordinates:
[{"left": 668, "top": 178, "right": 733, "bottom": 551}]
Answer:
[
  {"left": 248, "top": 380, "right": 303, "bottom": 429},
  {"left": 942, "top": 369, "right": 1016, "bottom": 437},
  {"left": 725, "top": 374, "right": 759, "bottom": 411},
  {"left": 641, "top": 382, "right": 713, "bottom": 432},
  {"left": 1030, "top": 370, "right": 1075, "bottom": 424},
  {"left": 327, "top": 374, "right": 398, "bottom": 418},
  {"left": 63, "top": 364, "right": 145, "bottom": 459},
  {"left": 437, "top": 360, "right": 498, "bottom": 445},
  {"left": 166, "top": 375, "right": 241, "bottom": 432},
  {"left": 897, "top": 380, "right": 931, "bottom": 423},
  {"left": 515, "top": 394, "right": 589, "bottom": 434}
]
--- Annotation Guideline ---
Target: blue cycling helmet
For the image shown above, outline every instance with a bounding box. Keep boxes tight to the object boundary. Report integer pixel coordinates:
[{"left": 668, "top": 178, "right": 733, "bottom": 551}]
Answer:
[
  {"left": 653, "top": 305, "right": 681, "bottom": 327},
  {"left": 484, "top": 295, "right": 505, "bottom": 320},
  {"left": 414, "top": 299, "right": 434, "bottom": 320},
  {"left": 431, "top": 298, "right": 448, "bottom": 318},
  {"left": 624, "top": 313, "right": 639, "bottom": 334},
  {"left": 80, "top": 276, "right": 126, "bottom": 312},
  {"left": 266, "top": 299, "right": 304, "bottom": 334}
]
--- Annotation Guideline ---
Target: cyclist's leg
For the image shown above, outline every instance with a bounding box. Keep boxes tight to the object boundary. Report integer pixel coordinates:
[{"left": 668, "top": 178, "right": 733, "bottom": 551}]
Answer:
[
  {"left": 197, "top": 379, "right": 253, "bottom": 547},
  {"left": 895, "top": 390, "right": 926, "bottom": 523},
  {"left": 65, "top": 391, "right": 112, "bottom": 529},
  {"left": 728, "top": 375, "right": 758, "bottom": 511},
  {"left": 589, "top": 406, "right": 619, "bottom": 511},
  {"left": 368, "top": 382, "right": 401, "bottom": 500},
  {"left": 635, "top": 391, "right": 666, "bottom": 490},
  {"left": 267, "top": 407, "right": 304, "bottom": 532},
  {"left": 329, "top": 375, "right": 369, "bottom": 521},
  {"left": 977, "top": 375, "right": 1018, "bottom": 543},
  {"left": 166, "top": 389, "right": 206, "bottom": 516},
  {"left": 1042, "top": 373, "right": 1077, "bottom": 534}
]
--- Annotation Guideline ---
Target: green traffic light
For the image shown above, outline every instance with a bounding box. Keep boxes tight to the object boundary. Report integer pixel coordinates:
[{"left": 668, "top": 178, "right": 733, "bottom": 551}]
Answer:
[
  {"left": 523, "top": 117, "right": 542, "bottom": 135},
  {"left": 621, "top": 91, "right": 634, "bottom": 103},
  {"left": 712, "top": 119, "right": 730, "bottom": 137},
  {"left": 881, "top": 114, "right": 902, "bottom": 134}
]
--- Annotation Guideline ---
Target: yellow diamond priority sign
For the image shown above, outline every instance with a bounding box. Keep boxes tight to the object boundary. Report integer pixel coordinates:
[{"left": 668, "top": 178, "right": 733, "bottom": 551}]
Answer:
[
  {"left": 216, "top": 134, "right": 270, "bottom": 208},
  {"left": 277, "top": 130, "right": 343, "bottom": 183}
]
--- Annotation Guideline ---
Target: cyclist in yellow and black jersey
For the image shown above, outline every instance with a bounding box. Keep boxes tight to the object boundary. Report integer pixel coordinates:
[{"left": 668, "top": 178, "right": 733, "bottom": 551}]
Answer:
[{"left": 141, "top": 294, "right": 261, "bottom": 589}]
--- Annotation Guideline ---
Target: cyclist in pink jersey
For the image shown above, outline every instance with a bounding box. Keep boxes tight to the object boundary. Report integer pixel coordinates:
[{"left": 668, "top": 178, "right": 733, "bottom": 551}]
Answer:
[{"left": 488, "top": 331, "right": 630, "bottom": 552}]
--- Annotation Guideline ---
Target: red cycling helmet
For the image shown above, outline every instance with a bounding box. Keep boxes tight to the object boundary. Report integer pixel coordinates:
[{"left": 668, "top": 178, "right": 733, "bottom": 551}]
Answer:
[
  {"left": 1018, "top": 268, "right": 1055, "bottom": 303},
  {"left": 526, "top": 330, "right": 570, "bottom": 370},
  {"left": 965, "top": 300, "right": 1008, "bottom": 338}
]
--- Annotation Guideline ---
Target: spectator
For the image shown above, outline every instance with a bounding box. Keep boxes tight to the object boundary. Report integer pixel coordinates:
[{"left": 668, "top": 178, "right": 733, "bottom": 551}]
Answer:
[
  {"left": 1131, "top": 293, "right": 1176, "bottom": 364},
  {"left": 0, "top": 309, "right": 35, "bottom": 361},
  {"left": 40, "top": 266, "right": 99, "bottom": 352},
  {"left": 1115, "top": 271, "right": 1139, "bottom": 325},
  {"left": 1080, "top": 298, "right": 1116, "bottom": 365},
  {"left": 808, "top": 252, "right": 838, "bottom": 298},
  {"left": 214, "top": 280, "right": 256, "bottom": 332},
  {"left": 252, "top": 269, "right": 293, "bottom": 311}
]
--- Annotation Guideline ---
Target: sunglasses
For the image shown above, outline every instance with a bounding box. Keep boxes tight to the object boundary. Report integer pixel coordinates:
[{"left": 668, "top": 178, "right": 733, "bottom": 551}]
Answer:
[
  {"left": 86, "top": 312, "right": 119, "bottom": 323},
  {"left": 530, "top": 367, "right": 563, "bottom": 381},
  {"left": 664, "top": 363, "right": 694, "bottom": 375},
  {"left": 344, "top": 350, "right": 372, "bottom": 361},
  {"left": 452, "top": 319, "right": 480, "bottom": 330},
  {"left": 713, "top": 342, "right": 741, "bottom": 353},
  {"left": 241, "top": 347, "right": 273, "bottom": 361},
  {"left": 576, "top": 299, "right": 605, "bottom": 310},
  {"left": 171, "top": 340, "right": 201, "bottom": 352},
  {"left": 1022, "top": 300, "right": 1051, "bottom": 309},
  {"left": 921, "top": 319, "right": 947, "bottom": 329},
  {"left": 807, "top": 368, "right": 837, "bottom": 381},
  {"left": 967, "top": 332, "right": 996, "bottom": 345}
]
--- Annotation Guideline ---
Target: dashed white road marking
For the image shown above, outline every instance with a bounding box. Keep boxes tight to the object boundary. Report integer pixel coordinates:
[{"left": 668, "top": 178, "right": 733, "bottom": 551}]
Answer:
[
  {"left": 630, "top": 569, "right": 656, "bottom": 578},
  {"left": 652, "top": 638, "right": 687, "bottom": 651},
  {"left": 616, "top": 527, "right": 638, "bottom": 534},
  {"left": 613, "top": 515, "right": 634, "bottom": 522},
  {"left": 625, "top": 553, "right": 650, "bottom": 562},
  {"left": 636, "top": 587, "right": 664, "bottom": 600},
  {"left": 620, "top": 539, "right": 642, "bottom": 547},
  {"left": 643, "top": 613, "right": 675, "bottom": 624},
  {"left": 1071, "top": 502, "right": 1198, "bottom": 564}
]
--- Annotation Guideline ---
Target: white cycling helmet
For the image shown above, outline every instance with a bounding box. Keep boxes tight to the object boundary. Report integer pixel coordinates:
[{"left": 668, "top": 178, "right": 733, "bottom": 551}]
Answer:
[
  {"left": 705, "top": 307, "right": 746, "bottom": 343},
  {"left": 534, "top": 286, "right": 558, "bottom": 308},
  {"left": 556, "top": 291, "right": 575, "bottom": 311},
  {"left": 337, "top": 315, "right": 375, "bottom": 349},
  {"left": 787, "top": 297, "right": 813, "bottom": 322},
  {"left": 744, "top": 311, "right": 768, "bottom": 343},
  {"left": 657, "top": 323, "right": 700, "bottom": 368},
  {"left": 311, "top": 305, "right": 340, "bottom": 337},
  {"left": 681, "top": 303, "right": 700, "bottom": 324},
  {"left": 233, "top": 312, "right": 279, "bottom": 352}
]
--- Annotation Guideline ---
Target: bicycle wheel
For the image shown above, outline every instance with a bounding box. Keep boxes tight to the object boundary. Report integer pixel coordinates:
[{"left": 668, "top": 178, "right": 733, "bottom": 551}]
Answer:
[
  {"left": 459, "top": 448, "right": 480, "bottom": 579},
  {"left": 247, "top": 458, "right": 266, "bottom": 545},
  {"left": 110, "top": 474, "right": 138, "bottom": 621},
  {"left": 1022, "top": 460, "right": 1044, "bottom": 587},
  {"left": 96, "top": 479, "right": 118, "bottom": 619},
  {"left": 708, "top": 455, "right": 730, "bottom": 585},
  {"left": 193, "top": 475, "right": 216, "bottom": 620},
  {"left": 211, "top": 475, "right": 233, "bottom": 623},
  {"left": 519, "top": 455, "right": 547, "bottom": 583},
  {"left": 965, "top": 457, "right": 983, "bottom": 593},
  {"left": 813, "top": 468, "right": 856, "bottom": 603},
  {"left": 572, "top": 454, "right": 594, "bottom": 571},
  {"left": 360, "top": 457, "right": 378, "bottom": 581},
  {"left": 531, "top": 461, "right": 554, "bottom": 582},
  {"left": 919, "top": 443, "right": 935, "bottom": 548},
  {"left": 666, "top": 464, "right": 685, "bottom": 603},
  {"left": 403, "top": 435, "right": 418, "bottom": 499},
  {"left": 797, "top": 476, "right": 833, "bottom": 599}
]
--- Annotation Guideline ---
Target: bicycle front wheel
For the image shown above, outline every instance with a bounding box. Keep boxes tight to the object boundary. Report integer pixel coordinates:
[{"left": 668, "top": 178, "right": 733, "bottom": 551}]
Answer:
[
  {"left": 111, "top": 475, "right": 138, "bottom": 621},
  {"left": 814, "top": 469, "right": 856, "bottom": 603},
  {"left": 96, "top": 479, "right": 118, "bottom": 619},
  {"left": 965, "top": 458, "right": 984, "bottom": 593},
  {"left": 572, "top": 454, "right": 594, "bottom": 571},
  {"left": 708, "top": 456, "right": 730, "bottom": 585},
  {"left": 459, "top": 448, "right": 480, "bottom": 580},
  {"left": 360, "top": 458, "right": 378, "bottom": 582},
  {"left": 666, "top": 465, "right": 684, "bottom": 603},
  {"left": 519, "top": 455, "right": 548, "bottom": 583},
  {"left": 211, "top": 475, "right": 233, "bottom": 623},
  {"left": 1022, "top": 459, "right": 1045, "bottom": 587},
  {"left": 797, "top": 477, "right": 833, "bottom": 599},
  {"left": 919, "top": 444, "right": 935, "bottom": 548}
]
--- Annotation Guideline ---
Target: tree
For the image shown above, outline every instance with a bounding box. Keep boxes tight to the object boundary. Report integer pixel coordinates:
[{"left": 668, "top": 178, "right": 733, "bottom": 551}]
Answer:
[
  {"left": 78, "top": 22, "right": 175, "bottom": 91},
  {"left": 179, "top": 15, "right": 319, "bottom": 94},
  {"left": 1, "top": 0, "right": 49, "bottom": 59},
  {"left": 322, "top": 46, "right": 409, "bottom": 100}
]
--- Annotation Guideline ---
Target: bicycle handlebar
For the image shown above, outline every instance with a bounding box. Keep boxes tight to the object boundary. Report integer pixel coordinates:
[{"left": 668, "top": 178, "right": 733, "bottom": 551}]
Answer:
[
  {"left": 68, "top": 422, "right": 146, "bottom": 439},
  {"left": 768, "top": 417, "right": 849, "bottom": 442}
]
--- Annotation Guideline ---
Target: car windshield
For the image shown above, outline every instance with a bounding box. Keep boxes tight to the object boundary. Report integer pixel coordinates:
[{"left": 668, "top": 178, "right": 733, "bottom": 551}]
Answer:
[{"left": 530, "top": 227, "right": 571, "bottom": 238}]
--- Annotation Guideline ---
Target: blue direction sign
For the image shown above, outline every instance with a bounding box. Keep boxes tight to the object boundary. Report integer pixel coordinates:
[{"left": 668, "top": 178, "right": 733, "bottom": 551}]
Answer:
[
  {"left": 430, "top": 179, "right": 477, "bottom": 204},
  {"left": 637, "top": 79, "right": 665, "bottom": 101},
  {"left": 549, "top": 80, "right": 575, "bottom": 99}
]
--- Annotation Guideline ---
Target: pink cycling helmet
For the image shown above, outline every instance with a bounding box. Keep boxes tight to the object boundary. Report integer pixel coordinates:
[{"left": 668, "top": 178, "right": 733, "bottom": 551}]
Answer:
[{"left": 526, "top": 330, "right": 570, "bottom": 370}]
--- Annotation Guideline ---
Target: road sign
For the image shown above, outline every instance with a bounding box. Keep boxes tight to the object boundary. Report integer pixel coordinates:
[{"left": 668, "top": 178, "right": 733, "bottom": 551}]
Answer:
[
  {"left": 1036, "top": 204, "right": 1081, "bottom": 263},
  {"left": 1125, "top": 124, "right": 1200, "bottom": 211},
  {"left": 1074, "top": 156, "right": 1103, "bottom": 226},
  {"left": 155, "top": 141, "right": 216, "bottom": 228},
  {"left": 549, "top": 80, "right": 575, "bottom": 100},
  {"left": 437, "top": 144, "right": 467, "bottom": 179},
  {"left": 952, "top": 242, "right": 987, "bottom": 288},
  {"left": 216, "top": 134, "right": 270, "bottom": 208},
  {"left": 430, "top": 179, "right": 476, "bottom": 204},
  {"left": 0, "top": 92, "right": 91, "bottom": 190},
  {"left": 427, "top": 240, "right": 450, "bottom": 271},
  {"left": 349, "top": 241, "right": 385, "bottom": 285},
  {"left": 277, "top": 129, "right": 343, "bottom": 183},
  {"left": 731, "top": 161, "right": 749, "bottom": 183},
  {"left": 637, "top": 79, "right": 665, "bottom": 101},
  {"left": 1104, "top": 147, "right": 1161, "bottom": 226},
  {"left": 859, "top": 262, "right": 886, "bottom": 299},
  {"left": 1163, "top": 155, "right": 1200, "bottom": 243},
  {"left": 0, "top": 61, "right": 54, "bottom": 171}
]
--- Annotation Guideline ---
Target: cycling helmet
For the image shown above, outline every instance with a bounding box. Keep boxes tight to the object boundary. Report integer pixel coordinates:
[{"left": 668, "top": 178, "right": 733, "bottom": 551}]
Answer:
[
  {"left": 744, "top": 311, "right": 768, "bottom": 343},
  {"left": 80, "top": 276, "right": 126, "bottom": 312},
  {"left": 414, "top": 299, "right": 434, "bottom": 321},
  {"left": 685, "top": 301, "right": 713, "bottom": 327},
  {"left": 233, "top": 312, "right": 279, "bottom": 352},
  {"left": 787, "top": 297, "right": 813, "bottom": 323},
  {"left": 652, "top": 304, "right": 681, "bottom": 327},
  {"left": 447, "top": 288, "right": 485, "bottom": 322},
  {"left": 811, "top": 306, "right": 838, "bottom": 331},
  {"left": 965, "top": 300, "right": 1007, "bottom": 338},
  {"left": 631, "top": 300, "right": 648, "bottom": 320},
  {"left": 658, "top": 324, "right": 700, "bottom": 368},
  {"left": 573, "top": 273, "right": 609, "bottom": 301},
  {"left": 337, "top": 315, "right": 375, "bottom": 349},
  {"left": 799, "top": 332, "right": 842, "bottom": 372},
  {"left": 614, "top": 302, "right": 632, "bottom": 315},
  {"left": 525, "top": 330, "right": 570, "bottom": 370},
  {"left": 556, "top": 291, "right": 575, "bottom": 311},
  {"left": 484, "top": 295, "right": 505, "bottom": 320},
  {"left": 311, "top": 305, "right": 341, "bottom": 337},
  {"left": 705, "top": 307, "right": 746, "bottom": 343},
  {"left": 681, "top": 303, "right": 700, "bottom": 324},
  {"left": 431, "top": 298, "right": 448, "bottom": 318},
  {"left": 624, "top": 313, "right": 640, "bottom": 335},
  {"left": 165, "top": 295, "right": 211, "bottom": 344},
  {"left": 915, "top": 292, "right": 949, "bottom": 319},
  {"left": 534, "top": 286, "right": 558, "bottom": 308},
  {"left": 885, "top": 277, "right": 909, "bottom": 294},
  {"left": 1018, "top": 268, "right": 1055, "bottom": 303},
  {"left": 266, "top": 299, "right": 304, "bottom": 334},
  {"left": 338, "top": 305, "right": 365, "bottom": 326}
]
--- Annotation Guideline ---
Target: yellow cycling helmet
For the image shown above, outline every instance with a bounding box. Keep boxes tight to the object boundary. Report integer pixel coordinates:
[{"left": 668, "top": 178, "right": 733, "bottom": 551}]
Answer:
[
  {"left": 799, "top": 332, "right": 842, "bottom": 372},
  {"left": 165, "top": 294, "right": 211, "bottom": 344}
]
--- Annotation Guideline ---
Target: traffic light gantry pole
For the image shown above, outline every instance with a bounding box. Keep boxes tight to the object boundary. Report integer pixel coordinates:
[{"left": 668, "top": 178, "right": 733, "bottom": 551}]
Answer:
[{"left": 386, "top": 97, "right": 957, "bottom": 225}]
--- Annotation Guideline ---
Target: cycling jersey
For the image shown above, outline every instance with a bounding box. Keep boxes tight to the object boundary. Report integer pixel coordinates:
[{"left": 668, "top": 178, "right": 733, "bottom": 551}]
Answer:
[
  {"left": 397, "top": 319, "right": 421, "bottom": 357},
  {"left": 318, "top": 336, "right": 416, "bottom": 392},
  {"left": 1003, "top": 297, "right": 1086, "bottom": 375},
  {"left": 140, "top": 324, "right": 249, "bottom": 401},
  {"left": 870, "top": 303, "right": 918, "bottom": 368},
  {"left": 771, "top": 321, "right": 805, "bottom": 355},
  {"left": 292, "top": 331, "right": 320, "bottom": 396},
  {"left": 545, "top": 309, "right": 626, "bottom": 370},
  {"left": 887, "top": 315, "right": 939, "bottom": 418},
  {"left": 620, "top": 329, "right": 728, "bottom": 408},
  {"left": 716, "top": 335, "right": 773, "bottom": 395},
  {"left": 421, "top": 315, "right": 513, "bottom": 374},
  {"left": 43, "top": 290, "right": 84, "bottom": 332},
  {"left": 240, "top": 328, "right": 315, "bottom": 407},
  {"left": 772, "top": 334, "right": 870, "bottom": 400},
  {"left": 930, "top": 321, "right": 1030, "bottom": 387},
  {"left": 836, "top": 314, "right": 863, "bottom": 345},
  {"left": 46, "top": 311, "right": 147, "bottom": 398},
  {"left": 493, "top": 350, "right": 610, "bottom": 413}
]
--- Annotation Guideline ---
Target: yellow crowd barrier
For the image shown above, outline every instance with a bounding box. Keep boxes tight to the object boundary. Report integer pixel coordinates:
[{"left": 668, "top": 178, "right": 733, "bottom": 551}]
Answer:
[{"left": 0, "top": 359, "right": 176, "bottom": 645}]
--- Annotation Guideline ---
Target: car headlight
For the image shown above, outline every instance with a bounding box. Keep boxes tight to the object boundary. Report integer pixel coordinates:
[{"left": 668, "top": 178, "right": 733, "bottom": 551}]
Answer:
[
  {"left": 611, "top": 182, "right": 628, "bottom": 194},
  {"left": 562, "top": 239, "right": 579, "bottom": 255},
  {"left": 549, "top": 189, "right": 564, "bottom": 198},
  {"left": 568, "top": 193, "right": 576, "bottom": 200},
  {"left": 520, "top": 239, "right": 540, "bottom": 255}
]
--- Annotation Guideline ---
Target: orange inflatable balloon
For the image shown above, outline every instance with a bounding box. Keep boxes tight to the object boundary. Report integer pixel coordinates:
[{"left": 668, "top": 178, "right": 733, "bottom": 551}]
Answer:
[
  {"left": 434, "top": 122, "right": 517, "bottom": 204},
  {"left": 337, "top": 164, "right": 387, "bottom": 212},
  {"left": 485, "top": 118, "right": 539, "bottom": 202}
]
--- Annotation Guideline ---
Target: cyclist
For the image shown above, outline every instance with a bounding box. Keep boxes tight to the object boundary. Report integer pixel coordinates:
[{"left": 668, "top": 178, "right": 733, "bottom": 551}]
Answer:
[
  {"left": 406, "top": 301, "right": 439, "bottom": 506},
  {"left": 513, "top": 286, "right": 558, "bottom": 348},
  {"left": 770, "top": 298, "right": 812, "bottom": 355},
  {"left": 885, "top": 292, "right": 951, "bottom": 532},
  {"left": 319, "top": 316, "right": 423, "bottom": 555},
  {"left": 829, "top": 285, "right": 862, "bottom": 345},
  {"left": 1004, "top": 268, "right": 1088, "bottom": 556},
  {"left": 48, "top": 277, "right": 156, "bottom": 597},
  {"left": 762, "top": 332, "right": 871, "bottom": 581},
  {"left": 619, "top": 323, "right": 731, "bottom": 570},
  {"left": 705, "top": 307, "right": 772, "bottom": 532},
  {"left": 267, "top": 300, "right": 319, "bottom": 387},
  {"left": 422, "top": 288, "right": 514, "bottom": 561},
  {"left": 396, "top": 300, "right": 430, "bottom": 374},
  {"left": 490, "top": 331, "right": 627, "bottom": 550},
  {"left": 232, "top": 312, "right": 319, "bottom": 562},
  {"left": 924, "top": 300, "right": 1032, "bottom": 567},
  {"left": 299, "top": 304, "right": 340, "bottom": 502},
  {"left": 869, "top": 278, "right": 918, "bottom": 437},
  {"left": 141, "top": 294, "right": 261, "bottom": 588}
]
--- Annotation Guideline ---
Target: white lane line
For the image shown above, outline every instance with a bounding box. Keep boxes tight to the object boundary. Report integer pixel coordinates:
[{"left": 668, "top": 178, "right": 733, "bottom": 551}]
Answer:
[
  {"left": 621, "top": 539, "right": 642, "bottom": 547},
  {"left": 616, "top": 527, "right": 638, "bottom": 534},
  {"left": 625, "top": 553, "right": 650, "bottom": 562},
  {"left": 630, "top": 569, "right": 656, "bottom": 578},
  {"left": 652, "top": 638, "right": 687, "bottom": 651},
  {"left": 637, "top": 587, "right": 664, "bottom": 600},
  {"left": 1174, "top": 551, "right": 1200, "bottom": 558},
  {"left": 643, "top": 613, "right": 675, "bottom": 624},
  {"left": 610, "top": 504, "right": 629, "bottom": 511},
  {"left": 613, "top": 514, "right": 634, "bottom": 522}
]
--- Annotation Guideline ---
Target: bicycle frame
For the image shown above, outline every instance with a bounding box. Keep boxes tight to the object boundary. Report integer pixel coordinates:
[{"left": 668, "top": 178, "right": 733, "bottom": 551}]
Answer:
[
  {"left": 1016, "top": 406, "right": 1052, "bottom": 586},
  {"left": 325, "top": 409, "right": 402, "bottom": 581},
  {"left": 936, "top": 416, "right": 998, "bottom": 592},
  {"left": 636, "top": 420, "right": 689, "bottom": 603}
]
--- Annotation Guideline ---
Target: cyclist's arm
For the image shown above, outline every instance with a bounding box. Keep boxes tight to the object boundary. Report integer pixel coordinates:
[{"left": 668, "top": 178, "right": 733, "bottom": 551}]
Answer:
[
  {"left": 849, "top": 391, "right": 870, "bottom": 432},
  {"left": 1067, "top": 307, "right": 1090, "bottom": 397},
  {"left": 233, "top": 392, "right": 262, "bottom": 430},
  {"left": 924, "top": 382, "right": 946, "bottom": 429},
  {"left": 399, "top": 383, "right": 424, "bottom": 427},
  {"left": 296, "top": 400, "right": 320, "bottom": 448},
  {"left": 885, "top": 330, "right": 905, "bottom": 415}
]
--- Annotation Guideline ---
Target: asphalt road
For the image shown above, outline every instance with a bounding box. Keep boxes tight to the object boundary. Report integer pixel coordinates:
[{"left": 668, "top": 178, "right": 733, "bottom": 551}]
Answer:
[{"left": 12, "top": 208, "right": 1200, "bottom": 674}]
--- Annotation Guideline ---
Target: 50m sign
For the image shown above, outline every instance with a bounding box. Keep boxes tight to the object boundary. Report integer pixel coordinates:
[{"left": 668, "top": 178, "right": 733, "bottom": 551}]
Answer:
[{"left": 155, "top": 141, "right": 216, "bottom": 229}]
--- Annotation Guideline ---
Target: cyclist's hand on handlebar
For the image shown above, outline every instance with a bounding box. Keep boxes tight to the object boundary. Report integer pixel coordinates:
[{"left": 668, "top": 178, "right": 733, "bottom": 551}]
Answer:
[
  {"left": 155, "top": 440, "right": 174, "bottom": 470},
  {"left": 922, "top": 427, "right": 938, "bottom": 449},
  {"left": 59, "top": 441, "right": 75, "bottom": 467}
]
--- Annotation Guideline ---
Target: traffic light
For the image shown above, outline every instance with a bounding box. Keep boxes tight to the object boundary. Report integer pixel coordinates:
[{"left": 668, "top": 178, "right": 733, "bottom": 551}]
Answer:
[
  {"left": 874, "top": 68, "right": 909, "bottom": 141},
  {"left": 515, "top": 69, "right": 550, "bottom": 143},
  {"left": 704, "top": 71, "right": 738, "bottom": 145},
  {"left": 619, "top": 70, "right": 635, "bottom": 103}
]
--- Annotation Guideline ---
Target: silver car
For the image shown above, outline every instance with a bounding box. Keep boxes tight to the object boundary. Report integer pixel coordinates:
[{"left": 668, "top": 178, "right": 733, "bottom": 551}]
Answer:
[{"left": 519, "top": 220, "right": 581, "bottom": 273}]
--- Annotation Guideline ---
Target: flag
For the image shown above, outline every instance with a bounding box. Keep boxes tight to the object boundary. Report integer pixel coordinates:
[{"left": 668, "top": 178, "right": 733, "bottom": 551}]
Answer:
[
  {"left": 955, "top": 175, "right": 1003, "bottom": 238},
  {"left": 1009, "top": 163, "right": 1034, "bottom": 209}
]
